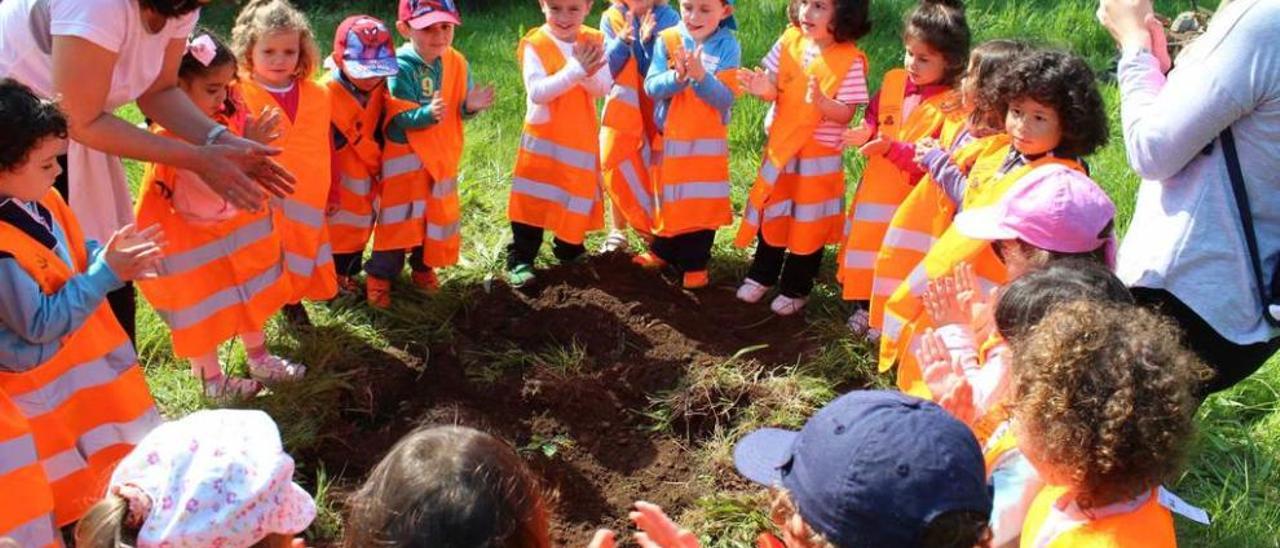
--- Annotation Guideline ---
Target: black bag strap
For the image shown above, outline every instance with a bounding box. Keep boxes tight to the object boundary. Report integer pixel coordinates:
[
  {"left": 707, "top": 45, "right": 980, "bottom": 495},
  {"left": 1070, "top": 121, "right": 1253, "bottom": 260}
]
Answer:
[{"left": 1220, "top": 127, "right": 1279, "bottom": 327}]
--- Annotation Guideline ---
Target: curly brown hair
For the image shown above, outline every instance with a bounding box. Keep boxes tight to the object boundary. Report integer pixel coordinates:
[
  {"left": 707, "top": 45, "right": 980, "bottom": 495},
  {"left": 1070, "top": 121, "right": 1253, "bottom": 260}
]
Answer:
[
  {"left": 983, "top": 49, "right": 1109, "bottom": 158},
  {"left": 964, "top": 39, "right": 1031, "bottom": 135},
  {"left": 787, "top": 0, "right": 872, "bottom": 44},
  {"left": 231, "top": 0, "right": 322, "bottom": 81},
  {"left": 1011, "top": 301, "right": 1210, "bottom": 509}
]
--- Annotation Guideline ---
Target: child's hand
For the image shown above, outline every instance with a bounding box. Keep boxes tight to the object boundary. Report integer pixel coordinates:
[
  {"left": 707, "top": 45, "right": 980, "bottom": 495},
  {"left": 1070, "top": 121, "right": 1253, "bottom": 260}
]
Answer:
[
  {"left": 684, "top": 46, "right": 707, "bottom": 83},
  {"left": 737, "top": 67, "right": 774, "bottom": 99},
  {"left": 923, "top": 275, "right": 969, "bottom": 327},
  {"left": 619, "top": 12, "right": 637, "bottom": 44},
  {"left": 805, "top": 75, "right": 824, "bottom": 105},
  {"left": 952, "top": 262, "right": 995, "bottom": 331},
  {"left": 244, "top": 106, "right": 282, "bottom": 144},
  {"left": 673, "top": 49, "right": 690, "bottom": 83},
  {"left": 465, "top": 84, "right": 496, "bottom": 113},
  {"left": 842, "top": 124, "right": 874, "bottom": 147},
  {"left": 104, "top": 224, "right": 165, "bottom": 281},
  {"left": 428, "top": 91, "right": 447, "bottom": 121},
  {"left": 859, "top": 136, "right": 891, "bottom": 158},
  {"left": 630, "top": 501, "right": 701, "bottom": 548},
  {"left": 914, "top": 137, "right": 940, "bottom": 166},
  {"left": 917, "top": 329, "right": 976, "bottom": 424},
  {"left": 640, "top": 11, "right": 658, "bottom": 43},
  {"left": 574, "top": 40, "right": 606, "bottom": 76}
]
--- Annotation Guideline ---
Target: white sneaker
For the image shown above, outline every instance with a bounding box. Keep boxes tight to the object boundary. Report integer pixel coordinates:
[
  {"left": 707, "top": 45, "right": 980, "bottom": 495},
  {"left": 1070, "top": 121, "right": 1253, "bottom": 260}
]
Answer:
[
  {"left": 248, "top": 353, "right": 307, "bottom": 385},
  {"left": 202, "top": 375, "right": 264, "bottom": 400},
  {"left": 736, "top": 278, "right": 770, "bottom": 303},
  {"left": 600, "top": 230, "right": 630, "bottom": 253},
  {"left": 771, "top": 294, "right": 808, "bottom": 316}
]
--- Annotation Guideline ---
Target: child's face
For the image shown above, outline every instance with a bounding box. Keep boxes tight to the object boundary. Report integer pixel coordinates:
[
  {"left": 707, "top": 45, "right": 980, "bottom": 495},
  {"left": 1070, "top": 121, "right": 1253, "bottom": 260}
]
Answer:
[
  {"left": 398, "top": 21, "right": 455, "bottom": 63},
  {"left": 679, "top": 0, "right": 732, "bottom": 42},
  {"left": 903, "top": 37, "right": 946, "bottom": 86},
  {"left": 251, "top": 30, "right": 302, "bottom": 88},
  {"left": 0, "top": 137, "right": 65, "bottom": 201},
  {"left": 796, "top": 0, "right": 835, "bottom": 44},
  {"left": 1006, "top": 97, "right": 1062, "bottom": 156},
  {"left": 994, "top": 239, "right": 1036, "bottom": 279},
  {"left": 541, "top": 0, "right": 592, "bottom": 42},
  {"left": 179, "top": 62, "right": 237, "bottom": 118},
  {"left": 623, "top": 0, "right": 657, "bottom": 14}
]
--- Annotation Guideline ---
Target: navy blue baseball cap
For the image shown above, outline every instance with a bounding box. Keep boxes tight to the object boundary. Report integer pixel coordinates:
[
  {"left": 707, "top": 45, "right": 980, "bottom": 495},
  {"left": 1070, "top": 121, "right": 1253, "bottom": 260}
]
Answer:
[{"left": 733, "top": 390, "right": 991, "bottom": 547}]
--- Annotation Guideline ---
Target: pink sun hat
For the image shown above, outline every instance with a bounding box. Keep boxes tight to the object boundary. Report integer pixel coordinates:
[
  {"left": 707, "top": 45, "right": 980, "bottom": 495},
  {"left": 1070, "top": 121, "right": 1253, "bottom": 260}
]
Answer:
[
  {"left": 953, "top": 165, "right": 1117, "bottom": 266},
  {"left": 399, "top": 0, "right": 462, "bottom": 30}
]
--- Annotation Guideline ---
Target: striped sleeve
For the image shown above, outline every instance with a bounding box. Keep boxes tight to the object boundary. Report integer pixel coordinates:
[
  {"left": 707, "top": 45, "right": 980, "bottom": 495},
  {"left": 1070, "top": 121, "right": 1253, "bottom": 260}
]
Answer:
[
  {"left": 834, "top": 58, "right": 870, "bottom": 105},
  {"left": 761, "top": 39, "right": 783, "bottom": 74}
]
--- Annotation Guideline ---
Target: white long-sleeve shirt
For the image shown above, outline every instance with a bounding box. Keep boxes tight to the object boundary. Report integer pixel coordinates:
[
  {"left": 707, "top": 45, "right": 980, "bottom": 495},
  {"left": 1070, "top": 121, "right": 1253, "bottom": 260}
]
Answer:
[
  {"left": 1115, "top": 0, "right": 1280, "bottom": 345},
  {"left": 521, "top": 25, "right": 613, "bottom": 125}
]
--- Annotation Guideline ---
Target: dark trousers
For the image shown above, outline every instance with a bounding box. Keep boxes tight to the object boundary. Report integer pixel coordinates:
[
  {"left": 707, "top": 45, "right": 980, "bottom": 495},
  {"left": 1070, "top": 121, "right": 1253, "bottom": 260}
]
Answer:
[
  {"left": 1132, "top": 287, "right": 1280, "bottom": 396},
  {"left": 333, "top": 252, "right": 364, "bottom": 278},
  {"left": 746, "top": 233, "right": 825, "bottom": 298},
  {"left": 365, "top": 246, "right": 427, "bottom": 280},
  {"left": 650, "top": 229, "right": 715, "bottom": 273},
  {"left": 55, "top": 154, "right": 137, "bottom": 342},
  {"left": 506, "top": 222, "right": 585, "bottom": 268}
]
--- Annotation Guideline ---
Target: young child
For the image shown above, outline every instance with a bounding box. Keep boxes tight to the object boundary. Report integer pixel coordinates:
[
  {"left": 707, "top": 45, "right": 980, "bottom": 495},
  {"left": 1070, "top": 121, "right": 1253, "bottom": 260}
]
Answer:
[
  {"left": 854, "top": 39, "right": 1028, "bottom": 341},
  {"left": 232, "top": 0, "right": 337, "bottom": 326},
  {"left": 838, "top": 0, "right": 969, "bottom": 328},
  {"left": 879, "top": 49, "right": 1109, "bottom": 398},
  {"left": 366, "top": 0, "right": 495, "bottom": 308},
  {"left": 598, "top": 0, "right": 680, "bottom": 253},
  {"left": 736, "top": 0, "right": 872, "bottom": 315},
  {"left": 75, "top": 409, "right": 316, "bottom": 548},
  {"left": 1014, "top": 301, "right": 1209, "bottom": 546},
  {"left": 136, "top": 30, "right": 304, "bottom": 400},
  {"left": 344, "top": 425, "right": 551, "bottom": 547},
  {"left": 591, "top": 390, "right": 992, "bottom": 547},
  {"left": 918, "top": 259, "right": 1132, "bottom": 546},
  {"left": 630, "top": 0, "right": 739, "bottom": 289},
  {"left": 0, "top": 79, "right": 163, "bottom": 531},
  {"left": 507, "top": 0, "right": 614, "bottom": 287},
  {"left": 325, "top": 15, "right": 400, "bottom": 296}
]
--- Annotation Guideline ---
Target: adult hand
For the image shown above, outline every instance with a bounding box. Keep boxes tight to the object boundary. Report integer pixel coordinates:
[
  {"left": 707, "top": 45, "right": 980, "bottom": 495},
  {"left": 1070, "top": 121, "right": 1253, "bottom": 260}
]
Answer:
[
  {"left": 859, "top": 137, "right": 891, "bottom": 158},
  {"left": 198, "top": 139, "right": 296, "bottom": 211},
  {"left": 1097, "top": 0, "right": 1155, "bottom": 51},
  {"left": 104, "top": 224, "right": 165, "bottom": 281},
  {"left": 244, "top": 106, "right": 283, "bottom": 144}
]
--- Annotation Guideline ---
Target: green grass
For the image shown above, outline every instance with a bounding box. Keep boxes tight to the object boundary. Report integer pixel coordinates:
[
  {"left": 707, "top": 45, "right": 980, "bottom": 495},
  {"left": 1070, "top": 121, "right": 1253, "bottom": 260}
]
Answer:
[{"left": 122, "top": 0, "right": 1280, "bottom": 545}]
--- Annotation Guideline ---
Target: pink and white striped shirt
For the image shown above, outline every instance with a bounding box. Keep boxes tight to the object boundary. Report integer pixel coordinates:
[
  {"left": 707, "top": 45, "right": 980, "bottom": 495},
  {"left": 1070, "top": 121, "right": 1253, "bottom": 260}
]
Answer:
[{"left": 761, "top": 38, "right": 869, "bottom": 149}]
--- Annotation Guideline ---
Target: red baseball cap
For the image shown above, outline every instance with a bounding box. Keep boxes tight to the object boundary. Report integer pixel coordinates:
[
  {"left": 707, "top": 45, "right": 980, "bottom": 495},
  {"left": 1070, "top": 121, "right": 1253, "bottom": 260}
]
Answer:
[
  {"left": 398, "top": 0, "right": 462, "bottom": 30},
  {"left": 332, "top": 15, "right": 398, "bottom": 79}
]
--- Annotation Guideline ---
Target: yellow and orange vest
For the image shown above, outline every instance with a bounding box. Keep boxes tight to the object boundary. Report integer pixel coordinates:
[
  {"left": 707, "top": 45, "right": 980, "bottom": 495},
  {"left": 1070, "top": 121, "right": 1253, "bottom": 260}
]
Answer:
[
  {"left": 651, "top": 28, "right": 738, "bottom": 236},
  {"left": 509, "top": 26, "right": 607, "bottom": 245},
  {"left": 599, "top": 6, "right": 659, "bottom": 235},
  {"left": 837, "top": 69, "right": 961, "bottom": 301},
  {"left": 1021, "top": 485, "right": 1176, "bottom": 547},
  {"left": 135, "top": 127, "right": 291, "bottom": 359},
  {"left": 0, "top": 190, "right": 160, "bottom": 527},
  {"left": 735, "top": 27, "right": 866, "bottom": 255},
  {"left": 326, "top": 75, "right": 388, "bottom": 257},
  {"left": 239, "top": 78, "right": 338, "bottom": 302}
]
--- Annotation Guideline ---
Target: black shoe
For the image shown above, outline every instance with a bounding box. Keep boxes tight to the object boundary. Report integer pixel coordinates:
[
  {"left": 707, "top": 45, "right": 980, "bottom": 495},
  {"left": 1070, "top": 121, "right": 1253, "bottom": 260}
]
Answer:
[{"left": 282, "top": 303, "right": 312, "bottom": 328}]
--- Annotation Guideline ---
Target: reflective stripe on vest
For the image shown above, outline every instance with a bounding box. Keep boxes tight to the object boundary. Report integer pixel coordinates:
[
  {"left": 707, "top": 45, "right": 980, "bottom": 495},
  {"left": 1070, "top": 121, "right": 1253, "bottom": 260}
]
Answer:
[
  {"left": 240, "top": 78, "right": 337, "bottom": 302},
  {"left": 735, "top": 26, "right": 862, "bottom": 254},
  {"left": 509, "top": 26, "right": 606, "bottom": 245},
  {"left": 0, "top": 190, "right": 159, "bottom": 526},
  {"left": 0, "top": 393, "right": 59, "bottom": 548},
  {"left": 327, "top": 76, "right": 386, "bottom": 255},
  {"left": 600, "top": 7, "right": 658, "bottom": 235}
]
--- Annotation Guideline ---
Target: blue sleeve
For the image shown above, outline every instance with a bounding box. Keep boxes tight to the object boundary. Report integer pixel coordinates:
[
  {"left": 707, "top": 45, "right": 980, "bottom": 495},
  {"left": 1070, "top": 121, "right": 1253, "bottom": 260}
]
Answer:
[
  {"left": 603, "top": 14, "right": 632, "bottom": 78},
  {"left": 924, "top": 147, "right": 968, "bottom": 207},
  {"left": 645, "top": 36, "right": 686, "bottom": 101},
  {"left": 0, "top": 251, "right": 118, "bottom": 356},
  {"left": 638, "top": 8, "right": 681, "bottom": 77},
  {"left": 690, "top": 37, "right": 739, "bottom": 116},
  {"left": 389, "top": 58, "right": 439, "bottom": 139}
]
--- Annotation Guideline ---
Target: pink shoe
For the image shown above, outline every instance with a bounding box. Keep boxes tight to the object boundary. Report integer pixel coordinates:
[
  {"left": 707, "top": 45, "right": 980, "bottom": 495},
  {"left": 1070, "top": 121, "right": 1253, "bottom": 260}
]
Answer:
[
  {"left": 248, "top": 353, "right": 307, "bottom": 385},
  {"left": 736, "top": 279, "right": 770, "bottom": 304},
  {"left": 771, "top": 294, "right": 808, "bottom": 316},
  {"left": 202, "top": 375, "right": 263, "bottom": 400}
]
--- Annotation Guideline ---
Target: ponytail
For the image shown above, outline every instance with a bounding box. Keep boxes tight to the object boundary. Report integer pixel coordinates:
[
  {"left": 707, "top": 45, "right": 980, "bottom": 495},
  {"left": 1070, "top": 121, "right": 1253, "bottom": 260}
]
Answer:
[{"left": 74, "top": 494, "right": 130, "bottom": 548}]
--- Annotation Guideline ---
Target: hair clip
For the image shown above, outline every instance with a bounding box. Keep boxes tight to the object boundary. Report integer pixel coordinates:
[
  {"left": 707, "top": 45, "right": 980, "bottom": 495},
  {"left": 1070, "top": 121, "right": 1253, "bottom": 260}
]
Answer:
[{"left": 186, "top": 34, "right": 218, "bottom": 67}]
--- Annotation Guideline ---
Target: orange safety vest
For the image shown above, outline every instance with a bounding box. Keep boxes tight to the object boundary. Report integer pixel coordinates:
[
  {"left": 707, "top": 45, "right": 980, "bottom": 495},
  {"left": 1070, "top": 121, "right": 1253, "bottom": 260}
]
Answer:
[
  {"left": 0, "top": 190, "right": 160, "bottom": 526},
  {"left": 326, "top": 75, "right": 388, "bottom": 256},
  {"left": 651, "top": 28, "right": 737, "bottom": 236},
  {"left": 880, "top": 154, "right": 1084, "bottom": 398},
  {"left": 1021, "top": 485, "right": 1176, "bottom": 548},
  {"left": 239, "top": 78, "right": 338, "bottom": 302},
  {"left": 509, "top": 26, "right": 606, "bottom": 245},
  {"left": 135, "top": 128, "right": 291, "bottom": 359},
  {"left": 599, "top": 6, "right": 658, "bottom": 235},
  {"left": 838, "top": 69, "right": 961, "bottom": 300},
  {"left": 734, "top": 27, "right": 866, "bottom": 255},
  {"left": 381, "top": 48, "right": 469, "bottom": 267},
  {"left": 0, "top": 393, "right": 59, "bottom": 547}
]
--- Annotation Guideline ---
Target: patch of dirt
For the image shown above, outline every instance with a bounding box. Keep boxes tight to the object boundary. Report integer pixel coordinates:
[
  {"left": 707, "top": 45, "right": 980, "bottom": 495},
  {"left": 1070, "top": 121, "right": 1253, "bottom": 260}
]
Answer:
[{"left": 300, "top": 254, "right": 831, "bottom": 545}]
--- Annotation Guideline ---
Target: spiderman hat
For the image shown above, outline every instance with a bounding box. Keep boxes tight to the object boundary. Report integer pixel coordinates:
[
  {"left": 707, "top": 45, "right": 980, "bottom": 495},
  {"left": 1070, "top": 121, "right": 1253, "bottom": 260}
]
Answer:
[{"left": 332, "top": 15, "right": 399, "bottom": 79}]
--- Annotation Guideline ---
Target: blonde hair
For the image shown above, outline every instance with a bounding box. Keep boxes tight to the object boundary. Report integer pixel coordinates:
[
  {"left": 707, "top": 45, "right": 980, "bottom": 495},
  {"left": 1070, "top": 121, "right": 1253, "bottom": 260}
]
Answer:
[
  {"left": 231, "top": 0, "right": 321, "bottom": 80},
  {"left": 767, "top": 488, "right": 835, "bottom": 548},
  {"left": 75, "top": 494, "right": 132, "bottom": 548}
]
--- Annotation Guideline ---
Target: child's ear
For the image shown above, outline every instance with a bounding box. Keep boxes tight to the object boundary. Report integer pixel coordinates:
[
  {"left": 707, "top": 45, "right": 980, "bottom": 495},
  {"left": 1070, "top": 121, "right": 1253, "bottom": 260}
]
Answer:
[
  {"left": 722, "top": 4, "right": 734, "bottom": 21},
  {"left": 395, "top": 20, "right": 412, "bottom": 39}
]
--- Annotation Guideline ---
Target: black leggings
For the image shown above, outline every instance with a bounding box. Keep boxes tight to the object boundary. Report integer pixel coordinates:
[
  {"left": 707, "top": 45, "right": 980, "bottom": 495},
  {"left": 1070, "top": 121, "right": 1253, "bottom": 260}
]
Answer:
[
  {"left": 746, "top": 232, "right": 825, "bottom": 298},
  {"left": 1132, "top": 287, "right": 1280, "bottom": 396},
  {"left": 55, "top": 154, "right": 137, "bottom": 342}
]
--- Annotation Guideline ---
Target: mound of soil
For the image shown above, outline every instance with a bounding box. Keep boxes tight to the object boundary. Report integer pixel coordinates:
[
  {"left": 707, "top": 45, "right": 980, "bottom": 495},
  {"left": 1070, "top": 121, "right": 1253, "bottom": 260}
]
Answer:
[{"left": 302, "top": 254, "right": 832, "bottom": 544}]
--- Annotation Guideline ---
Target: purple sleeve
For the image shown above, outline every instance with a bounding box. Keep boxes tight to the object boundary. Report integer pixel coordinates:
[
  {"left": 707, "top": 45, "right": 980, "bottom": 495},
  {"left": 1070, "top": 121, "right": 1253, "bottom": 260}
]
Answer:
[
  {"left": 924, "top": 148, "right": 967, "bottom": 206},
  {"left": 885, "top": 141, "right": 924, "bottom": 181}
]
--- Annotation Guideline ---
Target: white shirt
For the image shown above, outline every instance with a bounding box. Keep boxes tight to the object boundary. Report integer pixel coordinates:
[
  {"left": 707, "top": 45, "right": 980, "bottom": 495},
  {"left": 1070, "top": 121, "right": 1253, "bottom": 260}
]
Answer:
[
  {"left": 521, "top": 25, "right": 613, "bottom": 125},
  {"left": 0, "top": 0, "right": 198, "bottom": 240},
  {"left": 1115, "top": 0, "right": 1280, "bottom": 345}
]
